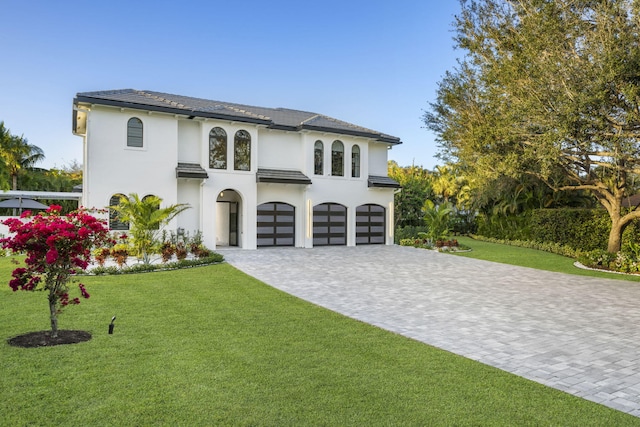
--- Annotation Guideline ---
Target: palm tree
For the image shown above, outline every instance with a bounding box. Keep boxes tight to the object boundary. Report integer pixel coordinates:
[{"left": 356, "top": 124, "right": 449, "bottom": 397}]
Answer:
[
  {"left": 430, "top": 164, "right": 461, "bottom": 204},
  {"left": 110, "top": 194, "right": 190, "bottom": 264},
  {"left": 0, "top": 121, "right": 45, "bottom": 190}
]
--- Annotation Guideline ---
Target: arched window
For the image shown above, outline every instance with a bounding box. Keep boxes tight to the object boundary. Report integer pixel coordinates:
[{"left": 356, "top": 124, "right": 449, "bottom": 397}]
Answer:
[
  {"left": 127, "top": 118, "right": 143, "bottom": 147},
  {"left": 209, "top": 127, "right": 227, "bottom": 169},
  {"left": 331, "top": 140, "right": 344, "bottom": 176},
  {"left": 314, "top": 140, "right": 324, "bottom": 175},
  {"left": 351, "top": 145, "right": 360, "bottom": 178},
  {"left": 234, "top": 130, "right": 251, "bottom": 171},
  {"left": 109, "top": 194, "right": 129, "bottom": 230},
  {"left": 142, "top": 195, "right": 161, "bottom": 230}
]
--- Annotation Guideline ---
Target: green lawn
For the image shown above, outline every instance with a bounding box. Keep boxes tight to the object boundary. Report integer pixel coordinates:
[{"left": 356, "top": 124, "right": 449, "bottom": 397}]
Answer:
[
  {"left": 454, "top": 236, "right": 640, "bottom": 282},
  {"left": 1, "top": 257, "right": 638, "bottom": 425}
]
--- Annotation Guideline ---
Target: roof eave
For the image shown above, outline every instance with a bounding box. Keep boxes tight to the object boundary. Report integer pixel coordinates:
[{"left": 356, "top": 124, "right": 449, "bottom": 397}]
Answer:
[
  {"left": 74, "top": 95, "right": 272, "bottom": 126},
  {"left": 299, "top": 124, "right": 401, "bottom": 144},
  {"left": 257, "top": 177, "right": 312, "bottom": 185}
]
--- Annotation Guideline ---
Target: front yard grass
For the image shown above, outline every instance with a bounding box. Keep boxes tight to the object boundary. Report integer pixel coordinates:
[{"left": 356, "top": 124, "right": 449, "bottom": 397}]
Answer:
[
  {"left": 454, "top": 236, "right": 640, "bottom": 282},
  {"left": 1, "top": 257, "right": 638, "bottom": 425}
]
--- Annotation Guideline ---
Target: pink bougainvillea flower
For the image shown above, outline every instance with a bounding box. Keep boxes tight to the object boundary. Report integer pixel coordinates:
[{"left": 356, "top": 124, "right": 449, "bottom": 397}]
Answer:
[{"left": 45, "top": 248, "right": 59, "bottom": 264}]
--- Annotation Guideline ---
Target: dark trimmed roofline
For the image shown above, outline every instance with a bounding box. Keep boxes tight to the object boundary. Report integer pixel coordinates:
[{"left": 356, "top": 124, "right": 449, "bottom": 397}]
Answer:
[
  {"left": 75, "top": 94, "right": 271, "bottom": 126},
  {"left": 176, "top": 163, "right": 209, "bottom": 179},
  {"left": 256, "top": 169, "right": 312, "bottom": 185},
  {"left": 74, "top": 89, "right": 402, "bottom": 145},
  {"left": 368, "top": 175, "right": 401, "bottom": 189}
]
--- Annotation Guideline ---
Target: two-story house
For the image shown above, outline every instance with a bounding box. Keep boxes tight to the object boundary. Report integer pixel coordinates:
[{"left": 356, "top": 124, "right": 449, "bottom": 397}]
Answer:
[{"left": 72, "top": 89, "right": 401, "bottom": 249}]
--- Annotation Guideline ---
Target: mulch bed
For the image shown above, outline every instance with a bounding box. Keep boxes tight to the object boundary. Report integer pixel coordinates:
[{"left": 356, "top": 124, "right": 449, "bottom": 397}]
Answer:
[{"left": 7, "top": 330, "right": 92, "bottom": 348}]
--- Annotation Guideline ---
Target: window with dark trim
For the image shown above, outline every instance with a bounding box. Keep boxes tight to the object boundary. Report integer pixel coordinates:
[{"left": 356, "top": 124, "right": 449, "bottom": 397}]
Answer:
[
  {"left": 109, "top": 194, "right": 129, "bottom": 231},
  {"left": 142, "top": 194, "right": 161, "bottom": 230},
  {"left": 351, "top": 145, "right": 360, "bottom": 178},
  {"left": 127, "top": 118, "right": 143, "bottom": 147},
  {"left": 234, "top": 130, "right": 251, "bottom": 171},
  {"left": 314, "top": 140, "right": 324, "bottom": 175},
  {"left": 331, "top": 140, "right": 344, "bottom": 176},
  {"left": 209, "top": 127, "right": 227, "bottom": 169}
]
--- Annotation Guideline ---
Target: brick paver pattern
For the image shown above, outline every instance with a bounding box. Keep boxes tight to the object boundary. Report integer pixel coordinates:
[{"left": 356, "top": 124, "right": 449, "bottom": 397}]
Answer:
[{"left": 220, "top": 245, "right": 640, "bottom": 417}]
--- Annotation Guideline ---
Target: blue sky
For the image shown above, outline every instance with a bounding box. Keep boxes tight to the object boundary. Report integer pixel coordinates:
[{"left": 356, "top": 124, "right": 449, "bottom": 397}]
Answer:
[{"left": 0, "top": 1, "right": 461, "bottom": 171}]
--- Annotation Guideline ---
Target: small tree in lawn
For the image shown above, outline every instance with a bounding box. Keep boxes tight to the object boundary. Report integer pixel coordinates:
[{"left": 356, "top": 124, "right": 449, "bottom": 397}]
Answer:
[
  {"left": 1, "top": 206, "right": 110, "bottom": 338},
  {"left": 110, "top": 194, "right": 190, "bottom": 264}
]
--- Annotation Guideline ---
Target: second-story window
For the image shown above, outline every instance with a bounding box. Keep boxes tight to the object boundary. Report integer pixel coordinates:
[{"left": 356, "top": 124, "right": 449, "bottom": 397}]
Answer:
[
  {"left": 314, "top": 140, "right": 324, "bottom": 175},
  {"left": 331, "top": 140, "right": 344, "bottom": 176},
  {"left": 352, "top": 145, "right": 360, "bottom": 178},
  {"left": 127, "top": 118, "right": 143, "bottom": 147},
  {"left": 234, "top": 130, "right": 251, "bottom": 171},
  {"left": 209, "top": 127, "right": 227, "bottom": 169}
]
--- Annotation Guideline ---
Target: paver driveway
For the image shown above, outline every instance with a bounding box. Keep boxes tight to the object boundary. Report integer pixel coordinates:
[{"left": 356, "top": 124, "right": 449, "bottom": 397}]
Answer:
[{"left": 220, "top": 245, "right": 640, "bottom": 416}]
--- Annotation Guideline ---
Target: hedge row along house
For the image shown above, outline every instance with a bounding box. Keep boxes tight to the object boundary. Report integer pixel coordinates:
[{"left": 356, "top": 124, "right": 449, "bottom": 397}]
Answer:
[{"left": 72, "top": 89, "right": 402, "bottom": 249}]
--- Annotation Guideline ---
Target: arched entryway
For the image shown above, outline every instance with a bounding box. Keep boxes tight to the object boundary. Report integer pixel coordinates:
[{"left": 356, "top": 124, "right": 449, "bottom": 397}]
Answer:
[
  {"left": 257, "top": 202, "right": 295, "bottom": 247},
  {"left": 216, "top": 189, "right": 241, "bottom": 247},
  {"left": 313, "top": 203, "right": 347, "bottom": 246}
]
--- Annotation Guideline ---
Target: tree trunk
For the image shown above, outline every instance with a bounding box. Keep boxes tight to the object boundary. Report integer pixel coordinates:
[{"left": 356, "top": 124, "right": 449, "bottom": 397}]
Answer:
[
  {"left": 607, "top": 219, "right": 624, "bottom": 253},
  {"left": 49, "top": 298, "right": 58, "bottom": 338}
]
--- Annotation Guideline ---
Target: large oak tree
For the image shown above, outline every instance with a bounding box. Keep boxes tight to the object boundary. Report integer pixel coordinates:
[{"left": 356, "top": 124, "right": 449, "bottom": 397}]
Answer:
[{"left": 426, "top": 0, "right": 640, "bottom": 252}]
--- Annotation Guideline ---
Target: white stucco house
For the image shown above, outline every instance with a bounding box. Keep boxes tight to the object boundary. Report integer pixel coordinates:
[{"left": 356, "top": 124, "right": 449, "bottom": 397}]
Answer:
[{"left": 72, "top": 89, "right": 401, "bottom": 250}]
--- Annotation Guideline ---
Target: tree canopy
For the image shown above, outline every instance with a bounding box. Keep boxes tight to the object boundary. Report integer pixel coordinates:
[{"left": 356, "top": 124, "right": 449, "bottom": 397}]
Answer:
[
  {"left": 426, "top": 0, "right": 640, "bottom": 252},
  {"left": 0, "top": 121, "right": 45, "bottom": 191}
]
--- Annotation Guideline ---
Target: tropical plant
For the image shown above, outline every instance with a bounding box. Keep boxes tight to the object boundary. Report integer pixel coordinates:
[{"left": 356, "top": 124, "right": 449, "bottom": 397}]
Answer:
[
  {"left": 0, "top": 206, "right": 110, "bottom": 337},
  {"left": 388, "top": 161, "right": 433, "bottom": 227},
  {"left": 0, "top": 121, "right": 45, "bottom": 191},
  {"left": 421, "top": 200, "right": 454, "bottom": 243},
  {"left": 110, "top": 194, "right": 190, "bottom": 264}
]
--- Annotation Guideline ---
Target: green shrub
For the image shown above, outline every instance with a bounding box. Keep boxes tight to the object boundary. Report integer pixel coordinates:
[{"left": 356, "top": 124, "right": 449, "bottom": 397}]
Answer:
[
  {"left": 477, "top": 208, "right": 640, "bottom": 253},
  {"left": 476, "top": 212, "right": 532, "bottom": 241},
  {"left": 395, "top": 226, "right": 429, "bottom": 244}
]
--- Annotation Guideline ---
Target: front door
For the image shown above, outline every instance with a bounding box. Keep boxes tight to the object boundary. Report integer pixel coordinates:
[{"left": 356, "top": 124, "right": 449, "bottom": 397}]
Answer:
[
  {"left": 216, "top": 201, "right": 239, "bottom": 247},
  {"left": 229, "top": 202, "right": 238, "bottom": 246}
]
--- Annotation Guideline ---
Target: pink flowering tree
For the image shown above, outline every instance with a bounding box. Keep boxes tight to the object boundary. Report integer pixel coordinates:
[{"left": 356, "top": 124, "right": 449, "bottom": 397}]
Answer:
[{"left": 1, "top": 206, "right": 111, "bottom": 338}]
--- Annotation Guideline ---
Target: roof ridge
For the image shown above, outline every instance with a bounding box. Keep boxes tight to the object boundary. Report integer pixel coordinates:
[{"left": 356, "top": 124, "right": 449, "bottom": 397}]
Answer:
[
  {"left": 299, "top": 114, "right": 321, "bottom": 125},
  {"left": 137, "top": 90, "right": 189, "bottom": 109}
]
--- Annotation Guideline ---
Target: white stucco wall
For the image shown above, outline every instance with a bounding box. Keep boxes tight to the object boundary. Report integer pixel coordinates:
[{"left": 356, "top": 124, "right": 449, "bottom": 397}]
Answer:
[
  {"left": 258, "top": 130, "right": 304, "bottom": 170},
  {"left": 178, "top": 120, "right": 201, "bottom": 164},
  {"left": 368, "top": 143, "right": 390, "bottom": 176},
  {"left": 83, "top": 107, "right": 179, "bottom": 211},
  {"left": 79, "top": 104, "right": 397, "bottom": 249}
]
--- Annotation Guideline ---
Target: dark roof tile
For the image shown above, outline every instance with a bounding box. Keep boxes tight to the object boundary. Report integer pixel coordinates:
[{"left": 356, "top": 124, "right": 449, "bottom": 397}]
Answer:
[
  {"left": 368, "top": 175, "right": 401, "bottom": 189},
  {"left": 176, "top": 163, "right": 208, "bottom": 179},
  {"left": 75, "top": 89, "right": 401, "bottom": 144},
  {"left": 256, "top": 169, "right": 312, "bottom": 185}
]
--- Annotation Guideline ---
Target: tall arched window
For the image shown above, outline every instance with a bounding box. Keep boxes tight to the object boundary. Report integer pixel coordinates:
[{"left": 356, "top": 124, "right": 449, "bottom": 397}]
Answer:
[
  {"left": 127, "top": 118, "right": 143, "bottom": 147},
  {"left": 331, "top": 140, "right": 344, "bottom": 176},
  {"left": 142, "top": 195, "right": 161, "bottom": 230},
  {"left": 209, "top": 127, "right": 227, "bottom": 169},
  {"left": 234, "top": 130, "right": 251, "bottom": 171},
  {"left": 314, "top": 140, "right": 324, "bottom": 175},
  {"left": 109, "top": 194, "right": 129, "bottom": 230},
  {"left": 351, "top": 145, "right": 360, "bottom": 178}
]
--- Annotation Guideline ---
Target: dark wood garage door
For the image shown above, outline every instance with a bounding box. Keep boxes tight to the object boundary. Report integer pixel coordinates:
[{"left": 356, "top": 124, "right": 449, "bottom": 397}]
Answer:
[
  {"left": 257, "top": 202, "right": 295, "bottom": 247},
  {"left": 356, "top": 204, "right": 386, "bottom": 245},
  {"left": 313, "top": 203, "right": 347, "bottom": 246}
]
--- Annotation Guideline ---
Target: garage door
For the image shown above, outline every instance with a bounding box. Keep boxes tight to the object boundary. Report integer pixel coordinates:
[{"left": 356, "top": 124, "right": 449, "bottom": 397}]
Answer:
[
  {"left": 257, "top": 202, "right": 295, "bottom": 247},
  {"left": 313, "top": 203, "right": 347, "bottom": 246},
  {"left": 356, "top": 204, "right": 386, "bottom": 245}
]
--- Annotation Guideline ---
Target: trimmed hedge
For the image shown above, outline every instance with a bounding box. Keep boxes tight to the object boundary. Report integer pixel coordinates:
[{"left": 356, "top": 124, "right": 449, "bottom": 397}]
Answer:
[{"left": 477, "top": 208, "right": 640, "bottom": 253}]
